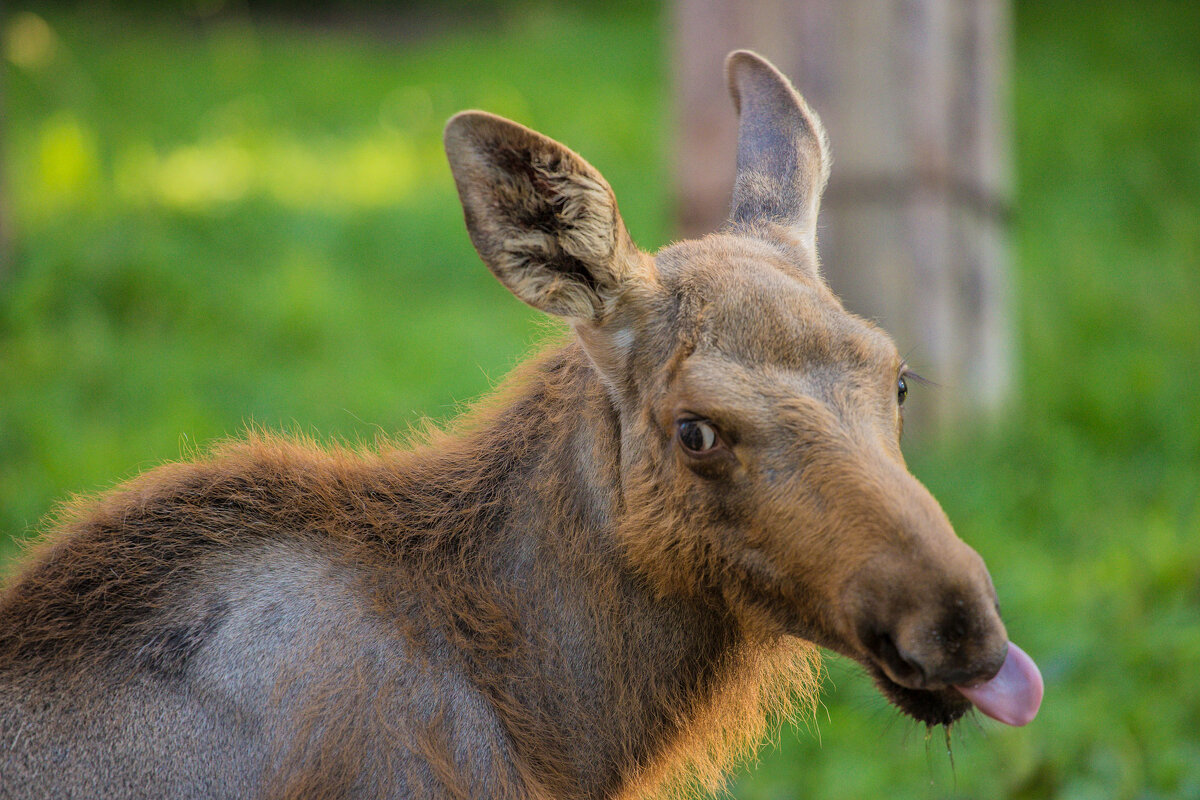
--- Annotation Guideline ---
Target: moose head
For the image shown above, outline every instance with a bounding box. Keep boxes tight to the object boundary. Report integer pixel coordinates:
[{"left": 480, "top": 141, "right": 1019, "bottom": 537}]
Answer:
[{"left": 444, "top": 50, "right": 1041, "bottom": 729}]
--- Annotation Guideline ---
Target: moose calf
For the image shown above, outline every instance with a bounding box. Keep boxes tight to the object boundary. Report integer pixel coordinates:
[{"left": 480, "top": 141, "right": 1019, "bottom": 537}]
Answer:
[{"left": 0, "top": 51, "right": 1041, "bottom": 799}]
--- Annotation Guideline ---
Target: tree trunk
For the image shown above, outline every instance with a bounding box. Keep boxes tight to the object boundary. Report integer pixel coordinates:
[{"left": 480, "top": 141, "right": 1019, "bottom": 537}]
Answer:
[{"left": 673, "top": 0, "right": 1014, "bottom": 436}]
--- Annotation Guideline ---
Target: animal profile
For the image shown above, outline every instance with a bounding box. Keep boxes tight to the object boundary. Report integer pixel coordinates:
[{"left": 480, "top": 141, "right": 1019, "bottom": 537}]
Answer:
[{"left": 0, "top": 50, "right": 1041, "bottom": 799}]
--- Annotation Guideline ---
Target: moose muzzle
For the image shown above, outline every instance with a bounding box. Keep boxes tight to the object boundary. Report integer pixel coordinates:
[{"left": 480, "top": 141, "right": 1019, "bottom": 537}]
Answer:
[{"left": 842, "top": 476, "right": 1043, "bottom": 727}]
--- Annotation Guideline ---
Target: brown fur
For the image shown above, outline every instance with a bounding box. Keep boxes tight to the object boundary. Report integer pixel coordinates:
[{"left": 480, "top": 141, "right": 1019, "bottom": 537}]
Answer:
[{"left": 0, "top": 52, "right": 1011, "bottom": 799}]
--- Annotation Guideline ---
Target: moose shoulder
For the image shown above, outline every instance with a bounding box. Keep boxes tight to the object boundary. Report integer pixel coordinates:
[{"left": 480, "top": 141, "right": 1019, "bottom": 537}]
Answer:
[{"left": 0, "top": 51, "right": 1041, "bottom": 799}]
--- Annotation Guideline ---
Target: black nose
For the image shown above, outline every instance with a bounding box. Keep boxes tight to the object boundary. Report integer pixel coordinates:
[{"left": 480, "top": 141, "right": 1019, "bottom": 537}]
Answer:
[
  {"left": 863, "top": 596, "right": 1009, "bottom": 691},
  {"left": 867, "top": 625, "right": 1006, "bottom": 690}
]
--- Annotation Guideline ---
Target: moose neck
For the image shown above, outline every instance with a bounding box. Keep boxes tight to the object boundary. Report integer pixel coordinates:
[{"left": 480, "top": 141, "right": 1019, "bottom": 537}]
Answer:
[{"left": 410, "top": 340, "right": 811, "bottom": 799}]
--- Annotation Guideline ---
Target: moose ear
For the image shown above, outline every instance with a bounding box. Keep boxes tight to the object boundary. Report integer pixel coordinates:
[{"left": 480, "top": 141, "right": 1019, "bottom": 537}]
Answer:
[
  {"left": 726, "top": 50, "right": 831, "bottom": 253},
  {"left": 444, "top": 111, "right": 646, "bottom": 322}
]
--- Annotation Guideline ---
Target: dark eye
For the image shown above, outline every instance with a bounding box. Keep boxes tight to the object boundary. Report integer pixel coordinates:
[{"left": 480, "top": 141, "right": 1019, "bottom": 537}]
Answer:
[
  {"left": 678, "top": 419, "right": 719, "bottom": 454},
  {"left": 897, "top": 375, "right": 908, "bottom": 406}
]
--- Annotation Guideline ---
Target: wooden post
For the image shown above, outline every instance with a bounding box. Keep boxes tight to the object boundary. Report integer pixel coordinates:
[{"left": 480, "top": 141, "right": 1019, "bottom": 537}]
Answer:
[{"left": 673, "top": 0, "right": 1014, "bottom": 436}]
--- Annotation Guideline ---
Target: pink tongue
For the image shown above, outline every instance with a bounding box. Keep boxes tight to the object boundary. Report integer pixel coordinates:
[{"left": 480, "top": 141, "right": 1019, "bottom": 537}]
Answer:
[{"left": 954, "top": 641, "right": 1043, "bottom": 726}]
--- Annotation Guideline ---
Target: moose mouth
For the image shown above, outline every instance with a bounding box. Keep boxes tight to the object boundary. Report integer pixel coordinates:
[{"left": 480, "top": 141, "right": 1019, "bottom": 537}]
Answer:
[
  {"left": 866, "top": 641, "right": 1044, "bottom": 727},
  {"left": 869, "top": 667, "right": 974, "bottom": 726}
]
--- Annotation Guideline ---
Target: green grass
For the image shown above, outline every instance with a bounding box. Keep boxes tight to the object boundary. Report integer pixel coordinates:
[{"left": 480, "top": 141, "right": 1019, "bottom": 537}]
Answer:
[
  {"left": 3, "top": 2, "right": 1199, "bottom": 798},
  {"left": 1, "top": 2, "right": 669, "bottom": 555}
]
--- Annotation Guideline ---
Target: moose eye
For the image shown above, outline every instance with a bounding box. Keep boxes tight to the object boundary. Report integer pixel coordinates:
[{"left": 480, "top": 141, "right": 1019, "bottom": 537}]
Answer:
[
  {"left": 897, "top": 375, "right": 908, "bottom": 406},
  {"left": 677, "top": 419, "right": 719, "bottom": 454}
]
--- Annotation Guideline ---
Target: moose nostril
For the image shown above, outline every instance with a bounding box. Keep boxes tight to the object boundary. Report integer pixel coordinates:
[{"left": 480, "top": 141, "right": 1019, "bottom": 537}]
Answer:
[{"left": 871, "top": 631, "right": 927, "bottom": 688}]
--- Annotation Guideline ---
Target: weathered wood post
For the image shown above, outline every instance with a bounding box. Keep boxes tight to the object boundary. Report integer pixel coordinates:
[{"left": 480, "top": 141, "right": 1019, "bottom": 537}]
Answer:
[{"left": 673, "top": 0, "right": 1014, "bottom": 435}]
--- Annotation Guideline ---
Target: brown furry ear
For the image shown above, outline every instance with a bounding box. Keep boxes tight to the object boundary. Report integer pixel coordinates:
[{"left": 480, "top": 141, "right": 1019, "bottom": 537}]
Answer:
[
  {"left": 726, "top": 50, "right": 830, "bottom": 254},
  {"left": 444, "top": 111, "right": 645, "bottom": 322}
]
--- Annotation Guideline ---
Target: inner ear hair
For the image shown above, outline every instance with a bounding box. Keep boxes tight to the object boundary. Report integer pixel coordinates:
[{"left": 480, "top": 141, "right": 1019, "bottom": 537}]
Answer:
[{"left": 444, "top": 111, "right": 642, "bottom": 322}]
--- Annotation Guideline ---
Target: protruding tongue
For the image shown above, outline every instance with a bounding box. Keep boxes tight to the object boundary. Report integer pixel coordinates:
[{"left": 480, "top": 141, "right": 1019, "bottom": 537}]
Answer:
[{"left": 954, "top": 641, "right": 1043, "bottom": 726}]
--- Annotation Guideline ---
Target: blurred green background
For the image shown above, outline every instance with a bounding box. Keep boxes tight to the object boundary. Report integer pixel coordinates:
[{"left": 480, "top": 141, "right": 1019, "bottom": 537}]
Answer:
[{"left": 2, "top": 1, "right": 1198, "bottom": 797}]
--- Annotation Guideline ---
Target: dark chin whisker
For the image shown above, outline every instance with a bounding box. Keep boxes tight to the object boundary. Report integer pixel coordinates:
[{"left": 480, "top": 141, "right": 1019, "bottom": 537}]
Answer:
[{"left": 869, "top": 667, "right": 972, "bottom": 727}]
